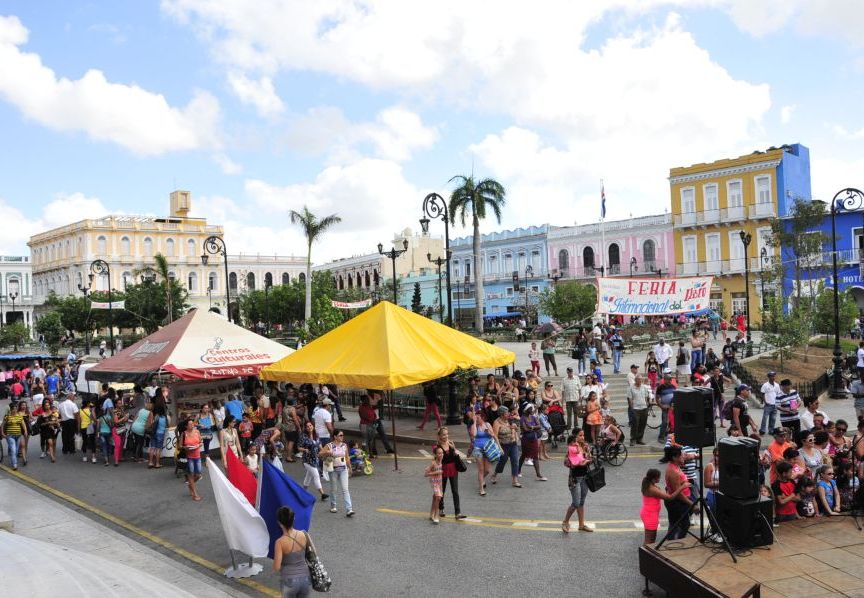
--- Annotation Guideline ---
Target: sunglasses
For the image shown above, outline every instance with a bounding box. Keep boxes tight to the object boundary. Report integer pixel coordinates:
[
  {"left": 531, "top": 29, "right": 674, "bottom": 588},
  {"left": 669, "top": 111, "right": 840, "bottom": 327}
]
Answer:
[{"left": 837, "top": 428, "right": 847, "bottom": 433}]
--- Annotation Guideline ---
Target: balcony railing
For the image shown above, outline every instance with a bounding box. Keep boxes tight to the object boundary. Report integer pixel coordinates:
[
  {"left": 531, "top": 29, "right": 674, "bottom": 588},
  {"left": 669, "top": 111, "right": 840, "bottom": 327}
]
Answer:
[
  {"left": 721, "top": 206, "right": 746, "bottom": 221},
  {"left": 749, "top": 203, "right": 776, "bottom": 219},
  {"left": 608, "top": 264, "right": 621, "bottom": 275},
  {"left": 697, "top": 209, "right": 721, "bottom": 224}
]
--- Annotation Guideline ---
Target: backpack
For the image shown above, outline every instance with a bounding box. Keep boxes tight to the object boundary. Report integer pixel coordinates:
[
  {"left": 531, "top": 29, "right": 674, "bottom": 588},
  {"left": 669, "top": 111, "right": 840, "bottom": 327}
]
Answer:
[{"left": 720, "top": 398, "right": 739, "bottom": 421}]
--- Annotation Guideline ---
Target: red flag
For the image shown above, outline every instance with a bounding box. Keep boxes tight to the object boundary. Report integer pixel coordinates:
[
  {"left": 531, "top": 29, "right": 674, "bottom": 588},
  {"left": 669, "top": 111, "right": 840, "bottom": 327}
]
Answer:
[{"left": 225, "top": 448, "right": 258, "bottom": 508}]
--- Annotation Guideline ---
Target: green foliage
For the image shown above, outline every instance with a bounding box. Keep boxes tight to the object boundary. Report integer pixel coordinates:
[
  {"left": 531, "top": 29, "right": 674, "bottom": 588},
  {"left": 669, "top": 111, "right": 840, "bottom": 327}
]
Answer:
[
  {"left": 289, "top": 205, "right": 342, "bottom": 326},
  {"left": 813, "top": 285, "right": 858, "bottom": 336},
  {"left": 0, "top": 321, "right": 29, "bottom": 351},
  {"left": 537, "top": 281, "right": 597, "bottom": 324},
  {"left": 769, "top": 199, "right": 828, "bottom": 307},
  {"left": 36, "top": 312, "right": 65, "bottom": 355},
  {"left": 762, "top": 295, "right": 812, "bottom": 371},
  {"left": 44, "top": 292, "right": 94, "bottom": 336},
  {"left": 411, "top": 282, "right": 423, "bottom": 313}
]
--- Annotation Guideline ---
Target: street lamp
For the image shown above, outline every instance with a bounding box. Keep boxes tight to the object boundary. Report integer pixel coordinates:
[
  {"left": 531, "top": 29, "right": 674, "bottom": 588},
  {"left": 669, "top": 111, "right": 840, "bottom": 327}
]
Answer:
[
  {"left": 7, "top": 280, "right": 19, "bottom": 350},
  {"left": 523, "top": 265, "right": 534, "bottom": 324},
  {"left": 89, "top": 259, "right": 114, "bottom": 356},
  {"left": 378, "top": 239, "right": 409, "bottom": 304},
  {"left": 420, "top": 193, "right": 453, "bottom": 327},
  {"left": 739, "top": 230, "right": 753, "bottom": 335},
  {"left": 829, "top": 188, "right": 864, "bottom": 396},
  {"left": 264, "top": 278, "right": 272, "bottom": 336},
  {"left": 428, "top": 252, "right": 448, "bottom": 323},
  {"left": 201, "top": 236, "right": 232, "bottom": 323},
  {"left": 0, "top": 295, "right": 4, "bottom": 330},
  {"left": 629, "top": 257, "right": 638, "bottom": 276},
  {"left": 759, "top": 247, "right": 769, "bottom": 310},
  {"left": 548, "top": 270, "right": 563, "bottom": 286}
]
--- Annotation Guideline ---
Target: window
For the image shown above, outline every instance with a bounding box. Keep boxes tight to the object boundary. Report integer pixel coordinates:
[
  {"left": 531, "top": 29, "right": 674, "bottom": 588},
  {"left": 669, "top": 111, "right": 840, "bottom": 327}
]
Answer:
[
  {"left": 229, "top": 272, "right": 238, "bottom": 290},
  {"left": 728, "top": 231, "right": 745, "bottom": 270},
  {"left": 78, "top": 236, "right": 84, "bottom": 257},
  {"left": 247, "top": 272, "right": 255, "bottom": 290},
  {"left": 682, "top": 236, "right": 697, "bottom": 275},
  {"left": 143, "top": 237, "right": 153, "bottom": 256},
  {"left": 364, "top": 271, "right": 370, "bottom": 287},
  {"left": 608, "top": 243, "right": 620, "bottom": 272},
  {"left": 502, "top": 254, "right": 512, "bottom": 273},
  {"left": 209, "top": 272, "right": 217, "bottom": 291},
  {"left": 122, "top": 271, "right": 131, "bottom": 288},
  {"left": 187, "top": 239, "right": 196, "bottom": 256},
  {"left": 703, "top": 184, "right": 719, "bottom": 211},
  {"left": 465, "top": 261, "right": 471, "bottom": 278},
  {"left": 372, "top": 271, "right": 379, "bottom": 286},
  {"left": 709, "top": 293, "right": 723, "bottom": 312},
  {"left": 188, "top": 272, "right": 198, "bottom": 292},
  {"left": 453, "top": 260, "right": 460, "bottom": 278},
  {"left": 166, "top": 238, "right": 175, "bottom": 257},
  {"left": 558, "top": 249, "right": 569, "bottom": 272},
  {"left": 488, "top": 255, "right": 497, "bottom": 274},
  {"left": 681, "top": 187, "right": 695, "bottom": 212},
  {"left": 506, "top": 287, "right": 514, "bottom": 297},
  {"left": 517, "top": 252, "right": 526, "bottom": 271},
  {"left": 120, "top": 236, "right": 130, "bottom": 255},
  {"left": 338, "top": 275, "right": 344, "bottom": 290},
  {"left": 642, "top": 240, "right": 656, "bottom": 269},
  {"left": 755, "top": 176, "right": 771, "bottom": 204},
  {"left": 731, "top": 293, "right": 746, "bottom": 315},
  {"left": 97, "top": 235, "right": 107, "bottom": 255},
  {"left": 282, "top": 272, "right": 290, "bottom": 285},
  {"left": 299, "top": 273, "right": 306, "bottom": 284},
  {"left": 356, "top": 272, "right": 362, "bottom": 288},
  {"left": 705, "top": 234, "right": 721, "bottom": 273},
  {"left": 582, "top": 246, "right": 595, "bottom": 269},
  {"left": 531, "top": 250, "right": 540, "bottom": 270},
  {"left": 727, "top": 180, "right": 743, "bottom": 207},
  {"left": 347, "top": 273, "right": 354, "bottom": 288},
  {"left": 265, "top": 272, "right": 273, "bottom": 288},
  {"left": 168, "top": 271, "right": 176, "bottom": 283}
]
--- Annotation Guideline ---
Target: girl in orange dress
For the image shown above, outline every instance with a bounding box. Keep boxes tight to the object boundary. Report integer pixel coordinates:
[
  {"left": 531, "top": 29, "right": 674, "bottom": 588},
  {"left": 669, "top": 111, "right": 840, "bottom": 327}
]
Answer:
[{"left": 585, "top": 391, "right": 603, "bottom": 445}]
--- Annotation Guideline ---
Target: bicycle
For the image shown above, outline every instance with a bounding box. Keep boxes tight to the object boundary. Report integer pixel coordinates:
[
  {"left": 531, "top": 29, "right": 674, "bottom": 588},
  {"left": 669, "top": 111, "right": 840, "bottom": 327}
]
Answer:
[{"left": 646, "top": 404, "right": 661, "bottom": 430}]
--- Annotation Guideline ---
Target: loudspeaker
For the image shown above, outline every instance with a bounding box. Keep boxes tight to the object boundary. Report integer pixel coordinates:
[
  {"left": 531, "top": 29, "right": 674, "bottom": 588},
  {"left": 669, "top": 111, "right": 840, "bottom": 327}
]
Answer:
[
  {"left": 715, "top": 492, "right": 773, "bottom": 547},
  {"left": 671, "top": 386, "right": 715, "bottom": 447},
  {"left": 718, "top": 436, "right": 760, "bottom": 499}
]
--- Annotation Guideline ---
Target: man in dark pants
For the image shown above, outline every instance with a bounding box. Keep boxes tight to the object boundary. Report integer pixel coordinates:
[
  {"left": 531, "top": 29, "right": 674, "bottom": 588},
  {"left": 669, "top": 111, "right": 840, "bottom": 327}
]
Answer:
[
  {"left": 57, "top": 392, "right": 80, "bottom": 454},
  {"left": 627, "top": 375, "right": 652, "bottom": 446}
]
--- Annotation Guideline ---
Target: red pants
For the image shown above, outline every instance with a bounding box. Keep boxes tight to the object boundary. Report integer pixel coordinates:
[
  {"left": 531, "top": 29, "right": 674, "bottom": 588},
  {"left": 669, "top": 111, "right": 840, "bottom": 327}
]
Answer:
[
  {"left": 530, "top": 360, "right": 541, "bottom": 375},
  {"left": 419, "top": 402, "right": 442, "bottom": 430}
]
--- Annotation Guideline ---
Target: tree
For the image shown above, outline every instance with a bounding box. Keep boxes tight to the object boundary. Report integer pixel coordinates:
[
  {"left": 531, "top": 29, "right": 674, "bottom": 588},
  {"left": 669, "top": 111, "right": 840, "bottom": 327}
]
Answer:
[
  {"left": 538, "top": 281, "right": 597, "bottom": 324},
  {"left": 813, "top": 285, "right": 858, "bottom": 337},
  {"left": 36, "top": 312, "right": 65, "bottom": 355},
  {"left": 769, "top": 199, "right": 827, "bottom": 308},
  {"left": 290, "top": 206, "right": 342, "bottom": 329},
  {"left": 154, "top": 253, "right": 174, "bottom": 324},
  {"left": 411, "top": 282, "right": 423, "bottom": 313},
  {"left": 448, "top": 175, "right": 506, "bottom": 333},
  {"left": 0, "top": 321, "right": 29, "bottom": 352},
  {"left": 762, "top": 296, "right": 811, "bottom": 371},
  {"left": 44, "top": 293, "right": 93, "bottom": 338}
]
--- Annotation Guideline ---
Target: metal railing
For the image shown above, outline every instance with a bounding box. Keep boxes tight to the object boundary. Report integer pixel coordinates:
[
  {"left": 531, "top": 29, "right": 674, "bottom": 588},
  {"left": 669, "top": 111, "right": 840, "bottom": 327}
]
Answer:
[{"left": 748, "top": 203, "right": 776, "bottom": 219}]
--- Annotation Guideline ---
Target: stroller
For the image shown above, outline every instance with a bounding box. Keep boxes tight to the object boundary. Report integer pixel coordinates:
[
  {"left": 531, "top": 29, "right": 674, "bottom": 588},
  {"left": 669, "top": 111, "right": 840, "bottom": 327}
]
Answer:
[
  {"left": 350, "top": 448, "right": 374, "bottom": 476},
  {"left": 547, "top": 410, "right": 567, "bottom": 449}
]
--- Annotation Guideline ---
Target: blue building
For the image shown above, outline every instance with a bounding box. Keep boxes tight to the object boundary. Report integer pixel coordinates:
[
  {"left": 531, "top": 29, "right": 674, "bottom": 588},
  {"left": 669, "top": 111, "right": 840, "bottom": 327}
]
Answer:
[{"left": 449, "top": 225, "right": 550, "bottom": 327}]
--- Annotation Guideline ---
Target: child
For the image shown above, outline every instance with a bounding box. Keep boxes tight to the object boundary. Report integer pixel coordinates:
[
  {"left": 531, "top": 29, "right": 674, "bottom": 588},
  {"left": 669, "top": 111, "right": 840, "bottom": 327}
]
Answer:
[
  {"left": 590, "top": 361, "right": 604, "bottom": 384},
  {"left": 771, "top": 461, "right": 800, "bottom": 523},
  {"left": 528, "top": 342, "right": 541, "bottom": 376},
  {"left": 538, "top": 404, "right": 551, "bottom": 461},
  {"left": 348, "top": 441, "right": 364, "bottom": 473},
  {"left": 567, "top": 435, "right": 587, "bottom": 468},
  {"left": 245, "top": 443, "right": 259, "bottom": 476},
  {"left": 796, "top": 477, "right": 817, "bottom": 518},
  {"left": 599, "top": 398, "right": 611, "bottom": 420},
  {"left": 816, "top": 464, "right": 841, "bottom": 516},
  {"left": 837, "top": 461, "right": 860, "bottom": 511},
  {"left": 425, "top": 447, "right": 444, "bottom": 524},
  {"left": 238, "top": 413, "right": 253, "bottom": 453},
  {"left": 587, "top": 344, "right": 598, "bottom": 365}
]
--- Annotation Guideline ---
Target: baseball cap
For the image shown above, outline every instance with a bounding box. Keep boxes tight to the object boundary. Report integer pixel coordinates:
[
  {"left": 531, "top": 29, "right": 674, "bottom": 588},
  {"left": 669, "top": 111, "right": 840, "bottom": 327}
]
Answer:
[
  {"left": 771, "top": 427, "right": 787, "bottom": 436},
  {"left": 736, "top": 384, "right": 751, "bottom": 393},
  {"left": 321, "top": 398, "right": 334, "bottom": 406},
  {"left": 767, "top": 371, "right": 776, "bottom": 377},
  {"left": 662, "top": 369, "right": 673, "bottom": 376}
]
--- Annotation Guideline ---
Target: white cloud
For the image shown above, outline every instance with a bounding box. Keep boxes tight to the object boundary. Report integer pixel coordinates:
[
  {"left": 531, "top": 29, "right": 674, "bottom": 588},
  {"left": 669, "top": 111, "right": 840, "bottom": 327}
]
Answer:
[
  {"left": 41, "top": 192, "right": 111, "bottom": 228},
  {"left": 212, "top": 153, "right": 243, "bottom": 174},
  {"left": 0, "top": 15, "right": 221, "bottom": 156},
  {"left": 227, "top": 72, "right": 284, "bottom": 117},
  {"left": 721, "top": 0, "right": 864, "bottom": 45},
  {"left": 780, "top": 104, "right": 796, "bottom": 124}
]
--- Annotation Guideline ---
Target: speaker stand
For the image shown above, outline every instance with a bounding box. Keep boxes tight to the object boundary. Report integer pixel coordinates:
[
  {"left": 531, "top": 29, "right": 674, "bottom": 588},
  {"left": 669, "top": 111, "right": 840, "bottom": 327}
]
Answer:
[
  {"left": 843, "top": 433, "right": 862, "bottom": 531},
  {"left": 655, "top": 447, "right": 738, "bottom": 563}
]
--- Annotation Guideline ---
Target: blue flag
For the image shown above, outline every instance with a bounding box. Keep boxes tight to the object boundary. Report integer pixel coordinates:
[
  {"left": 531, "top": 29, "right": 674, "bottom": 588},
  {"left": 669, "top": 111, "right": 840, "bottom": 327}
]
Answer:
[{"left": 259, "top": 459, "right": 316, "bottom": 559}]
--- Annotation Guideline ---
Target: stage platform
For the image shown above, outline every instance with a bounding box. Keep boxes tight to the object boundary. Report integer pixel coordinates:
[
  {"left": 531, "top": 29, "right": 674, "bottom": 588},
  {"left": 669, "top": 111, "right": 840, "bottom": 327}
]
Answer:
[{"left": 640, "top": 517, "right": 864, "bottom": 597}]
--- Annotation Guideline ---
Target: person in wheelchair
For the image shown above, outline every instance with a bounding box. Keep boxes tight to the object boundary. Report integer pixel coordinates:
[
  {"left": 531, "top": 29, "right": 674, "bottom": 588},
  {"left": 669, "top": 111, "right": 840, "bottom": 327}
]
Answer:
[{"left": 598, "top": 414, "right": 623, "bottom": 447}]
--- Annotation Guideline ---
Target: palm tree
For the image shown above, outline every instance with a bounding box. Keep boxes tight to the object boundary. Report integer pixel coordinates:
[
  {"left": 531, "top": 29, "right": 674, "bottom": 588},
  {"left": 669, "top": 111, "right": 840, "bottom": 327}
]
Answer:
[
  {"left": 290, "top": 206, "right": 342, "bottom": 328},
  {"left": 153, "top": 253, "right": 174, "bottom": 323},
  {"left": 448, "top": 175, "right": 506, "bottom": 333}
]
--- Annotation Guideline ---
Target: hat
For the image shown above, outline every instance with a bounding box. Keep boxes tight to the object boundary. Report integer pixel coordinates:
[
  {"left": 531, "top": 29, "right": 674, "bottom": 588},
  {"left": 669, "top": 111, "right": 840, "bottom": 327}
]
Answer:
[
  {"left": 662, "top": 369, "right": 672, "bottom": 377},
  {"left": 767, "top": 371, "right": 776, "bottom": 377},
  {"left": 736, "top": 384, "right": 751, "bottom": 393},
  {"left": 321, "top": 398, "right": 334, "bottom": 406},
  {"left": 771, "top": 427, "right": 787, "bottom": 436}
]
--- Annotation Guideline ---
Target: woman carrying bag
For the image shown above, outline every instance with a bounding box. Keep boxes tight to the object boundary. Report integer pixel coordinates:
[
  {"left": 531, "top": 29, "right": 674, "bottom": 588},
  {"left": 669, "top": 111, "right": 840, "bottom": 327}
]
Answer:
[{"left": 562, "top": 428, "right": 593, "bottom": 533}]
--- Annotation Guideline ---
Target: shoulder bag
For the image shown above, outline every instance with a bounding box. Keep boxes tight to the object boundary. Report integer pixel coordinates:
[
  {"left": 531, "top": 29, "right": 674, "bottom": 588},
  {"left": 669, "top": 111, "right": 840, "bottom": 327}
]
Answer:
[
  {"left": 585, "top": 458, "right": 606, "bottom": 493},
  {"left": 481, "top": 437, "right": 503, "bottom": 462},
  {"left": 304, "top": 531, "right": 332, "bottom": 592}
]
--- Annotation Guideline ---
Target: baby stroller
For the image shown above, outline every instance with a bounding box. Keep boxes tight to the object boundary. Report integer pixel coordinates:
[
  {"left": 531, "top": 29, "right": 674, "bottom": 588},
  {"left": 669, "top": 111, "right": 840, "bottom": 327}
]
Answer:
[
  {"left": 174, "top": 442, "right": 188, "bottom": 478},
  {"left": 547, "top": 410, "right": 567, "bottom": 449},
  {"left": 350, "top": 448, "right": 374, "bottom": 476}
]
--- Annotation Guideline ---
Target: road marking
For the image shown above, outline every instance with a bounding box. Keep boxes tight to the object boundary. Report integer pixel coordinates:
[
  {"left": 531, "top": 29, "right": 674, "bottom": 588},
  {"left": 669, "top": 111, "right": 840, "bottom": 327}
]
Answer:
[
  {"left": 377, "top": 508, "right": 644, "bottom": 533},
  {"left": 0, "top": 464, "right": 278, "bottom": 597}
]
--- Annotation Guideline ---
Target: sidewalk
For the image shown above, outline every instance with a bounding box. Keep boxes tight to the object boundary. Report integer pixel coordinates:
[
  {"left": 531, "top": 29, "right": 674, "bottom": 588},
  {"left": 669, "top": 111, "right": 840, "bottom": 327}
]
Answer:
[{"left": 0, "top": 477, "right": 248, "bottom": 598}]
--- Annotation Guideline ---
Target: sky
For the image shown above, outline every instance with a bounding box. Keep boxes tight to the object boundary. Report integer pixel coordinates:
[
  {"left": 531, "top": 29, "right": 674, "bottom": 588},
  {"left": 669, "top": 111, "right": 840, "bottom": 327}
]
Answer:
[{"left": 1, "top": 1, "right": 864, "bottom": 264}]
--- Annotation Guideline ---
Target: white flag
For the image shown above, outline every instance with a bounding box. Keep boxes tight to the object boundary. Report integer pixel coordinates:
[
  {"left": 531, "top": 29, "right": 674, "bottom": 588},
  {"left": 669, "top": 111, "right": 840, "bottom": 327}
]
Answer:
[
  {"left": 271, "top": 456, "right": 285, "bottom": 473},
  {"left": 208, "top": 463, "right": 270, "bottom": 557}
]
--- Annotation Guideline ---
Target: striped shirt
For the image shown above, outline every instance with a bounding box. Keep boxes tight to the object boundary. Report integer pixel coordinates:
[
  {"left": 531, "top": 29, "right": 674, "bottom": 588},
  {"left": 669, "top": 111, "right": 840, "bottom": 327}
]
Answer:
[
  {"left": 3, "top": 413, "right": 25, "bottom": 436},
  {"left": 776, "top": 390, "right": 800, "bottom": 424}
]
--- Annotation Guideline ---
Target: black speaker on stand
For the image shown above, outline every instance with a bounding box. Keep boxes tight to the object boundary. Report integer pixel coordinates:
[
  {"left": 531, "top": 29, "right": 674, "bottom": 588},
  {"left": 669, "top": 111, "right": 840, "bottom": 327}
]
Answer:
[
  {"left": 671, "top": 386, "right": 715, "bottom": 448},
  {"left": 718, "top": 436, "right": 760, "bottom": 499}
]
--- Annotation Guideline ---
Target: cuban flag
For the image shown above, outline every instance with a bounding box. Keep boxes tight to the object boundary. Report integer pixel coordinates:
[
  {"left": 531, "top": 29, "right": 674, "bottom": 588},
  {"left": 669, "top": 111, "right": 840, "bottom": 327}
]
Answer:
[{"left": 601, "top": 182, "right": 606, "bottom": 220}]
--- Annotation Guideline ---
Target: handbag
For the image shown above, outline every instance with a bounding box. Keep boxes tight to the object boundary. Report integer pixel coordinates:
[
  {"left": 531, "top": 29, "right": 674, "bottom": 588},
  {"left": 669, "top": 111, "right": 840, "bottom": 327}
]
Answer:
[
  {"left": 304, "top": 531, "right": 332, "bottom": 592},
  {"left": 454, "top": 452, "right": 467, "bottom": 473},
  {"left": 585, "top": 460, "right": 606, "bottom": 493},
  {"left": 576, "top": 400, "right": 587, "bottom": 419},
  {"left": 481, "top": 438, "right": 502, "bottom": 462}
]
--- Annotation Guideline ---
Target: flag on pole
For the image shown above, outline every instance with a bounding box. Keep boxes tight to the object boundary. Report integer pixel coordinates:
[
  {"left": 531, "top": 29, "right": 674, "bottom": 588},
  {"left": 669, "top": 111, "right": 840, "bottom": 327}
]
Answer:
[
  {"left": 207, "top": 458, "right": 270, "bottom": 557},
  {"left": 225, "top": 448, "right": 258, "bottom": 508},
  {"left": 258, "top": 460, "right": 316, "bottom": 559},
  {"left": 601, "top": 181, "right": 606, "bottom": 220}
]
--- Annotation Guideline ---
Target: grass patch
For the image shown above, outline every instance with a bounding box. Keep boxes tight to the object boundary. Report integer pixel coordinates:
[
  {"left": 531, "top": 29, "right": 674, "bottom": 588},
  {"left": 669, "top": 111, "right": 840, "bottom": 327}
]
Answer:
[{"left": 807, "top": 336, "right": 858, "bottom": 353}]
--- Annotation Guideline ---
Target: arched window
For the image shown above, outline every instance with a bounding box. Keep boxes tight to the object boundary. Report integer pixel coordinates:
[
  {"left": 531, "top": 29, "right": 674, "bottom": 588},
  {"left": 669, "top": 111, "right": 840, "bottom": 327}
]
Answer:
[
  {"left": 373, "top": 270, "right": 379, "bottom": 286},
  {"left": 643, "top": 239, "right": 656, "bottom": 270},
  {"left": 299, "top": 272, "right": 306, "bottom": 284},
  {"left": 265, "top": 272, "right": 273, "bottom": 288},
  {"left": 246, "top": 272, "right": 255, "bottom": 290},
  {"left": 168, "top": 271, "right": 176, "bottom": 283},
  {"left": 188, "top": 271, "right": 198, "bottom": 292},
  {"left": 166, "top": 238, "right": 175, "bottom": 257},
  {"left": 347, "top": 274, "right": 354, "bottom": 288},
  {"left": 282, "top": 272, "right": 290, "bottom": 285},
  {"left": 582, "top": 247, "right": 595, "bottom": 272},
  {"left": 120, "top": 236, "right": 131, "bottom": 255},
  {"left": 558, "top": 249, "right": 569, "bottom": 273},
  {"left": 364, "top": 271, "right": 370, "bottom": 287},
  {"left": 143, "top": 237, "right": 153, "bottom": 256},
  {"left": 122, "top": 271, "right": 131, "bottom": 289},
  {"left": 608, "top": 243, "right": 620, "bottom": 274},
  {"left": 356, "top": 272, "right": 362, "bottom": 288},
  {"left": 208, "top": 272, "right": 217, "bottom": 291},
  {"left": 187, "top": 239, "right": 196, "bottom": 256},
  {"left": 64, "top": 274, "right": 70, "bottom": 294},
  {"left": 338, "top": 275, "right": 344, "bottom": 290},
  {"left": 229, "top": 272, "right": 238, "bottom": 290},
  {"left": 97, "top": 235, "right": 107, "bottom": 255}
]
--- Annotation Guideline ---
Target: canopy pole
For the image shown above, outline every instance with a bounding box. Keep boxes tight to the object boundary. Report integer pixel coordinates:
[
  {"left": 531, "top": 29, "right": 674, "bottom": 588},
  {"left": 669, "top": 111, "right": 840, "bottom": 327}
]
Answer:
[{"left": 388, "top": 390, "right": 399, "bottom": 471}]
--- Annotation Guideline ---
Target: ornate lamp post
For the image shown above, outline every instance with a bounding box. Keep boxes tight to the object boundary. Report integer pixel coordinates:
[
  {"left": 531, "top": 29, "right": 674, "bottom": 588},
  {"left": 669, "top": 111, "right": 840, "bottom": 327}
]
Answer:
[
  {"left": 201, "top": 236, "right": 231, "bottom": 323},
  {"left": 7, "top": 280, "right": 19, "bottom": 350},
  {"left": 420, "top": 193, "right": 453, "bottom": 326},
  {"left": 89, "top": 259, "right": 114, "bottom": 356},
  {"left": 759, "top": 247, "right": 769, "bottom": 310},
  {"left": 739, "top": 230, "right": 752, "bottom": 334},
  {"left": 378, "top": 240, "right": 409, "bottom": 304},
  {"left": 264, "top": 278, "right": 272, "bottom": 336},
  {"left": 548, "top": 270, "right": 563, "bottom": 286},
  {"left": 428, "top": 252, "right": 448, "bottom": 323},
  {"left": 629, "top": 257, "right": 638, "bottom": 276},
  {"left": 830, "top": 188, "right": 864, "bottom": 396}
]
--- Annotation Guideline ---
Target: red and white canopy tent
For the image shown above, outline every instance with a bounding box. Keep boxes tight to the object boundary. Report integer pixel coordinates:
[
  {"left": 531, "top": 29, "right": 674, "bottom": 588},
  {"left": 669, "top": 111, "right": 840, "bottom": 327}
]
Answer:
[{"left": 86, "top": 309, "right": 294, "bottom": 384}]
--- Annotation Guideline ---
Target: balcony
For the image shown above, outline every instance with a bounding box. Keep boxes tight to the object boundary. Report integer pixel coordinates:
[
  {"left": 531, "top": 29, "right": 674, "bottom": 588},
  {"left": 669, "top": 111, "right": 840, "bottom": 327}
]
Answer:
[
  {"left": 697, "top": 209, "right": 721, "bottom": 225},
  {"left": 607, "top": 264, "right": 621, "bottom": 275},
  {"left": 723, "top": 258, "right": 746, "bottom": 273},
  {"left": 721, "top": 206, "right": 746, "bottom": 221},
  {"left": 749, "top": 203, "right": 776, "bottom": 219}
]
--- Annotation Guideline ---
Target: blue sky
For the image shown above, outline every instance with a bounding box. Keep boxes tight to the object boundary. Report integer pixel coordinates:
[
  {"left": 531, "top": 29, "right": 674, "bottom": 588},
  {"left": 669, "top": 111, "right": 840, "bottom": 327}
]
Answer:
[{"left": 1, "top": 1, "right": 863, "bottom": 262}]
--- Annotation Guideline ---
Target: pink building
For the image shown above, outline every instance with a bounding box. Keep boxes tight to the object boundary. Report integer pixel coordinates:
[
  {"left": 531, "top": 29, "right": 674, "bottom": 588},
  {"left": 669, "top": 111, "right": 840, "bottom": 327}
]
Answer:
[{"left": 547, "top": 213, "right": 674, "bottom": 281}]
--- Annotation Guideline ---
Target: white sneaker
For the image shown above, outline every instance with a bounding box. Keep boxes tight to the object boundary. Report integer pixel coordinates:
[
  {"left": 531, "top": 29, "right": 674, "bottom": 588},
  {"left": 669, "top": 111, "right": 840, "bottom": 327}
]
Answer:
[
  {"left": 329, "top": 507, "right": 338, "bottom": 513},
  {"left": 91, "top": 457, "right": 97, "bottom": 463},
  {"left": 82, "top": 456, "right": 87, "bottom": 462},
  {"left": 40, "top": 452, "right": 46, "bottom": 459},
  {"left": 525, "top": 458, "right": 534, "bottom": 466}
]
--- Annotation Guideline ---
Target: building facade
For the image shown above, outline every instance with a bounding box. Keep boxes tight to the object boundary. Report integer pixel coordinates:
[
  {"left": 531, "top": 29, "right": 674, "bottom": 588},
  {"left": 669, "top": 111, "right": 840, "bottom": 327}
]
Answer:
[
  {"left": 547, "top": 213, "right": 674, "bottom": 282},
  {"left": 449, "top": 225, "right": 550, "bottom": 326},
  {"left": 28, "top": 191, "right": 306, "bottom": 314},
  {"left": 0, "top": 255, "right": 36, "bottom": 335},
  {"left": 669, "top": 143, "right": 812, "bottom": 324}
]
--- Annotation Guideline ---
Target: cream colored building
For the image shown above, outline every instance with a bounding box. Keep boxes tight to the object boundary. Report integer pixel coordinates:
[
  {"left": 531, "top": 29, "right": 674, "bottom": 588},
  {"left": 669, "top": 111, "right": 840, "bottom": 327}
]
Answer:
[
  {"left": 0, "top": 255, "right": 36, "bottom": 334},
  {"left": 28, "top": 191, "right": 306, "bottom": 313}
]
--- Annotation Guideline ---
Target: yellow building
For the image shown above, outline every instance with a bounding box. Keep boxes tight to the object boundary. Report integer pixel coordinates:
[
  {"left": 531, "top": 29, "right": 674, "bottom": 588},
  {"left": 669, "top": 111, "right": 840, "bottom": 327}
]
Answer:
[{"left": 669, "top": 144, "right": 812, "bottom": 325}]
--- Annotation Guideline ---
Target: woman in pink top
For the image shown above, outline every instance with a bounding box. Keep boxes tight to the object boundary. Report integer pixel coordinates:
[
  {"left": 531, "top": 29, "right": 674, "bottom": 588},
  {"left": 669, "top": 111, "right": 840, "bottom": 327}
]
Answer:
[
  {"left": 660, "top": 446, "right": 693, "bottom": 540},
  {"left": 640, "top": 468, "right": 690, "bottom": 544}
]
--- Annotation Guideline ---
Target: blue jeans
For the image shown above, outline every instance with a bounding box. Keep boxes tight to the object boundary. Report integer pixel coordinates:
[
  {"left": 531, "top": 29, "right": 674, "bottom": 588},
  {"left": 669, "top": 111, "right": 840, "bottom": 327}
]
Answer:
[
  {"left": 329, "top": 468, "right": 352, "bottom": 512},
  {"left": 691, "top": 349, "right": 703, "bottom": 368},
  {"left": 495, "top": 442, "right": 519, "bottom": 477},
  {"left": 280, "top": 575, "right": 311, "bottom": 598},
  {"left": 6, "top": 435, "right": 20, "bottom": 468},
  {"left": 759, "top": 403, "right": 778, "bottom": 434},
  {"left": 612, "top": 350, "right": 622, "bottom": 373},
  {"left": 577, "top": 357, "right": 587, "bottom": 375},
  {"left": 99, "top": 432, "right": 113, "bottom": 459}
]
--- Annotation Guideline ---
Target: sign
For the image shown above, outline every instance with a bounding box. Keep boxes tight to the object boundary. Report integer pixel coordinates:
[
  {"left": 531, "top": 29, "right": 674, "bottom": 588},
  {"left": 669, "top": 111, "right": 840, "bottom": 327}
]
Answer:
[
  {"left": 90, "top": 300, "right": 125, "bottom": 310},
  {"left": 330, "top": 299, "right": 372, "bottom": 309},
  {"left": 486, "top": 292, "right": 503, "bottom": 299},
  {"left": 597, "top": 276, "right": 714, "bottom": 315}
]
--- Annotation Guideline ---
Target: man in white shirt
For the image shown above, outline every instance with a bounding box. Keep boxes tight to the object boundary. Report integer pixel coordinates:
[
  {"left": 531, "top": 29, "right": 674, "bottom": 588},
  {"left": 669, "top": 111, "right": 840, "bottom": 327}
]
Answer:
[
  {"left": 57, "top": 392, "right": 80, "bottom": 455},
  {"left": 627, "top": 364, "right": 639, "bottom": 388},
  {"left": 560, "top": 367, "right": 582, "bottom": 430},
  {"left": 800, "top": 397, "right": 829, "bottom": 431},
  {"left": 627, "top": 375, "right": 653, "bottom": 446},
  {"left": 653, "top": 339, "right": 673, "bottom": 370},
  {"left": 314, "top": 398, "right": 334, "bottom": 445},
  {"left": 759, "top": 371, "right": 781, "bottom": 435},
  {"left": 857, "top": 341, "right": 864, "bottom": 383}
]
